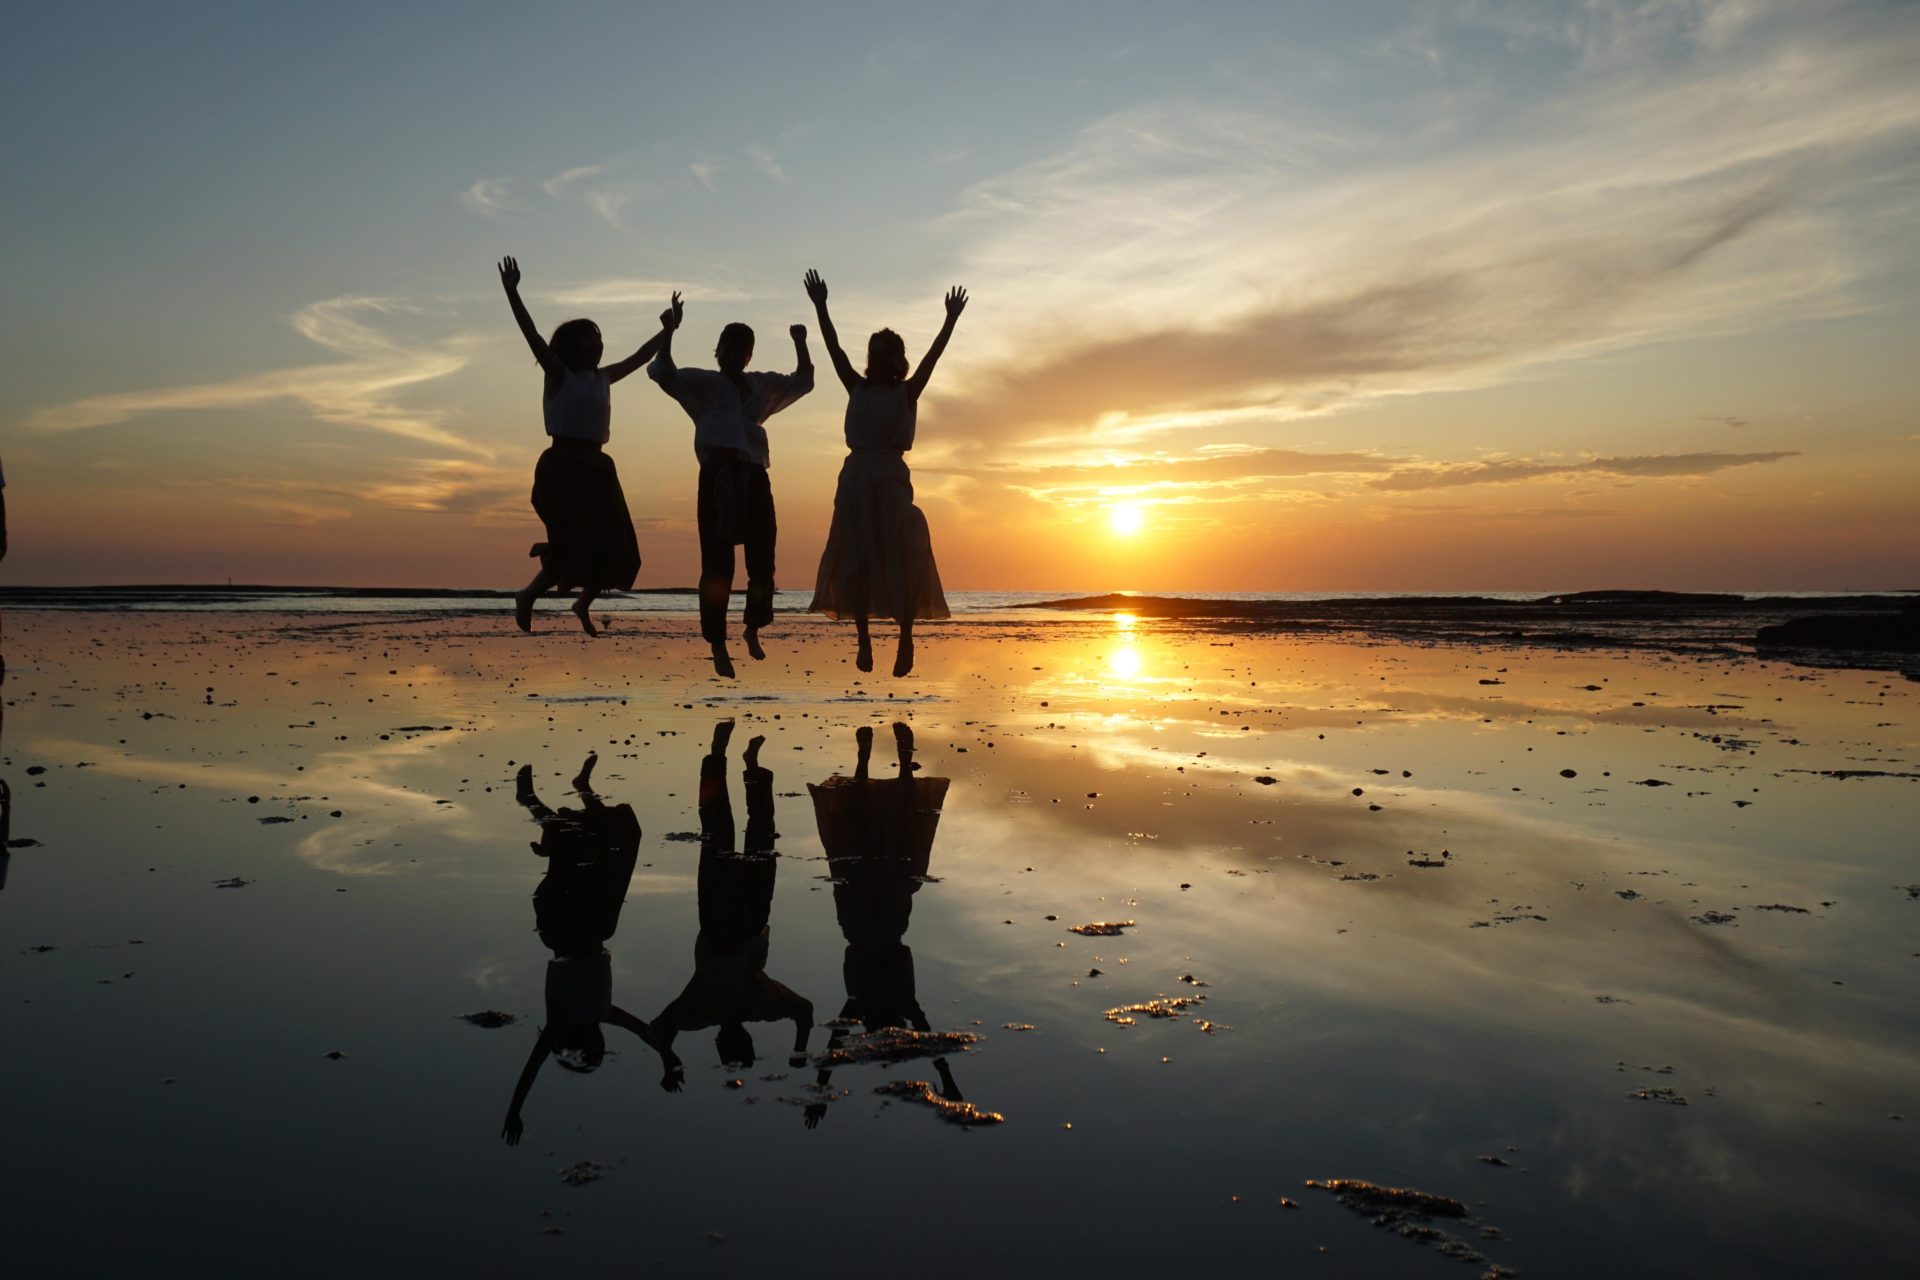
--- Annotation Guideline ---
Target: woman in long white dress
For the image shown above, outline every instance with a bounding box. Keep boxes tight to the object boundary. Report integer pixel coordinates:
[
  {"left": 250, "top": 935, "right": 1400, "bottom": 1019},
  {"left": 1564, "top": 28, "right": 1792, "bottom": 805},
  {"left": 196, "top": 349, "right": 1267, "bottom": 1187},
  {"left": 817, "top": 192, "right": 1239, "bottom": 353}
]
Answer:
[{"left": 803, "top": 270, "right": 964, "bottom": 676}]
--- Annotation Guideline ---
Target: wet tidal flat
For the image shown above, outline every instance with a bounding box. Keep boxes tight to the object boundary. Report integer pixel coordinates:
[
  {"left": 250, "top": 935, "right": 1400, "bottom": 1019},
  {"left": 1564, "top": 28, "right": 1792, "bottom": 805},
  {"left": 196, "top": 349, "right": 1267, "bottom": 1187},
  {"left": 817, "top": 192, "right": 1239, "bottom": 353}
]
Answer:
[{"left": 1, "top": 610, "right": 1915, "bottom": 1277}]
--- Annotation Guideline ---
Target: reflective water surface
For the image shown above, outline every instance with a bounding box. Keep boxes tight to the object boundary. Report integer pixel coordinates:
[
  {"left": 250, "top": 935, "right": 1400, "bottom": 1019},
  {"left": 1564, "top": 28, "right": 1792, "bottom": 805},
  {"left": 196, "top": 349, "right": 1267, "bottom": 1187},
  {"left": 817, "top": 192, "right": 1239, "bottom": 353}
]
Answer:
[{"left": 1, "top": 610, "right": 1914, "bottom": 1276}]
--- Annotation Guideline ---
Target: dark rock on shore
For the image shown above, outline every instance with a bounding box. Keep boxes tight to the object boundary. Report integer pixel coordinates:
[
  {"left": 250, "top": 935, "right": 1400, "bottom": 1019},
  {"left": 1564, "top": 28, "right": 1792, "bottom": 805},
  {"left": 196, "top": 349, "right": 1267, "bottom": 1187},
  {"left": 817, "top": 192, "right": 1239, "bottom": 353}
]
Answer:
[
  {"left": 1025, "top": 590, "right": 1920, "bottom": 672},
  {"left": 1756, "top": 606, "right": 1920, "bottom": 653}
]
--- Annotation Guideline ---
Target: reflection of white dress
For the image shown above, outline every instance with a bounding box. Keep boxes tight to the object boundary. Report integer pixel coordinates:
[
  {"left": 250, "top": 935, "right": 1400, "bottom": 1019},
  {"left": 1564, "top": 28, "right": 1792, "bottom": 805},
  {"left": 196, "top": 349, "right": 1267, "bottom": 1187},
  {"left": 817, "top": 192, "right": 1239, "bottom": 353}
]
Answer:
[{"left": 809, "top": 382, "right": 950, "bottom": 622}]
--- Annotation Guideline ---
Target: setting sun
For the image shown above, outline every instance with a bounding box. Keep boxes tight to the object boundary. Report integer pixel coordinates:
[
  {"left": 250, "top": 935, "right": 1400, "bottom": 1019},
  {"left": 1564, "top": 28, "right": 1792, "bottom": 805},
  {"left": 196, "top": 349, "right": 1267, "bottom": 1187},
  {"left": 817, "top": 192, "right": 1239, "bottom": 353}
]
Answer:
[{"left": 1108, "top": 502, "right": 1145, "bottom": 537}]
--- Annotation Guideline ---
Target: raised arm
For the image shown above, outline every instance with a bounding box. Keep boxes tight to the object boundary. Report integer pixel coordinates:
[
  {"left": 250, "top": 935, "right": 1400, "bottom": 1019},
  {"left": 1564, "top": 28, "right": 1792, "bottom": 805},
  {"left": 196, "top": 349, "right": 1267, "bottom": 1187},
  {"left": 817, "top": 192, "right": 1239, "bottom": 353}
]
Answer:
[
  {"left": 789, "top": 323, "right": 814, "bottom": 381},
  {"left": 498, "top": 257, "right": 556, "bottom": 372},
  {"left": 907, "top": 286, "right": 967, "bottom": 398},
  {"left": 501, "top": 1027, "right": 554, "bottom": 1145},
  {"left": 803, "top": 270, "right": 858, "bottom": 391},
  {"left": 747, "top": 325, "right": 814, "bottom": 420},
  {"left": 647, "top": 314, "right": 687, "bottom": 396},
  {"left": 604, "top": 293, "right": 683, "bottom": 385}
]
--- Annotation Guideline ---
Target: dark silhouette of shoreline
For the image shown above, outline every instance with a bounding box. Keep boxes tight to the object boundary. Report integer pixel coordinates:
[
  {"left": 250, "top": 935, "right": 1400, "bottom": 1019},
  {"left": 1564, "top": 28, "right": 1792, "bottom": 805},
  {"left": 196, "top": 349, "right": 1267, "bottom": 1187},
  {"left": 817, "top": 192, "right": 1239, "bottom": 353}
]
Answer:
[
  {"left": 1, "top": 585, "right": 1913, "bottom": 669},
  {"left": 1030, "top": 591, "right": 1920, "bottom": 669}
]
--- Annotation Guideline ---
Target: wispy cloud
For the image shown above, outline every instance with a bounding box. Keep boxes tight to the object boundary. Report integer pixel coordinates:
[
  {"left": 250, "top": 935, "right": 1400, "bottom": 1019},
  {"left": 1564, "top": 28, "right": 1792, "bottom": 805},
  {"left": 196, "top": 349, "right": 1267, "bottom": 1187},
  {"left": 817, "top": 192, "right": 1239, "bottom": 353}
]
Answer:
[
  {"left": 541, "top": 163, "right": 606, "bottom": 198},
  {"left": 541, "top": 278, "right": 754, "bottom": 308},
  {"left": 956, "top": 447, "right": 1400, "bottom": 487},
  {"left": 744, "top": 146, "right": 787, "bottom": 182},
  {"left": 1445, "top": 0, "right": 1795, "bottom": 66},
  {"left": 543, "top": 163, "right": 645, "bottom": 229},
  {"left": 928, "top": 7, "right": 1920, "bottom": 467},
  {"left": 1370, "top": 450, "right": 1799, "bottom": 491},
  {"left": 949, "top": 445, "right": 1798, "bottom": 509},
  {"left": 362, "top": 457, "right": 527, "bottom": 518},
  {"left": 457, "top": 178, "right": 513, "bottom": 215},
  {"left": 26, "top": 297, "right": 486, "bottom": 456},
  {"left": 687, "top": 159, "right": 721, "bottom": 192},
  {"left": 457, "top": 161, "right": 648, "bottom": 229}
]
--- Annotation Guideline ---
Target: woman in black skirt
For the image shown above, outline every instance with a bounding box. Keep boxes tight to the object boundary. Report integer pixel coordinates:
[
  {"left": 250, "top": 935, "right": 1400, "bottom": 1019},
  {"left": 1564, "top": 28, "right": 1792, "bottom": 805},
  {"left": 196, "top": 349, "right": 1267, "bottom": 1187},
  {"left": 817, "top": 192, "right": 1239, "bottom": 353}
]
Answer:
[{"left": 498, "top": 255, "right": 680, "bottom": 634}]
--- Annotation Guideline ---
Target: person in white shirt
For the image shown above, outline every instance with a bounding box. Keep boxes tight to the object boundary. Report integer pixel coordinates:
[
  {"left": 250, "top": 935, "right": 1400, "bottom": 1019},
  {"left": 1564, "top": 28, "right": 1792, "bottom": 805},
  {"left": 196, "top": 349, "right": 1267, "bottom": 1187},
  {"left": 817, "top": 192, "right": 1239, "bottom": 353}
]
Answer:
[
  {"left": 498, "top": 256, "right": 679, "bottom": 635},
  {"left": 649, "top": 309, "right": 813, "bottom": 677},
  {"left": 802, "top": 270, "right": 963, "bottom": 677}
]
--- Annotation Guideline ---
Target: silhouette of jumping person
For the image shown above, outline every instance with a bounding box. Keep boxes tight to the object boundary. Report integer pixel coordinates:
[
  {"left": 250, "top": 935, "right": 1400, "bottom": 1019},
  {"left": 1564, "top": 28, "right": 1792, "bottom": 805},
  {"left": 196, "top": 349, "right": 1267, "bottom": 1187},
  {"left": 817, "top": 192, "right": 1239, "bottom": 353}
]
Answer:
[
  {"left": 648, "top": 308, "right": 813, "bottom": 678},
  {"left": 805, "top": 722, "right": 961, "bottom": 1125},
  {"left": 803, "top": 271, "right": 964, "bottom": 677},
  {"left": 500, "top": 753, "right": 671, "bottom": 1145},
  {"left": 650, "top": 721, "right": 815, "bottom": 1104},
  {"left": 498, "top": 256, "right": 681, "bottom": 636}
]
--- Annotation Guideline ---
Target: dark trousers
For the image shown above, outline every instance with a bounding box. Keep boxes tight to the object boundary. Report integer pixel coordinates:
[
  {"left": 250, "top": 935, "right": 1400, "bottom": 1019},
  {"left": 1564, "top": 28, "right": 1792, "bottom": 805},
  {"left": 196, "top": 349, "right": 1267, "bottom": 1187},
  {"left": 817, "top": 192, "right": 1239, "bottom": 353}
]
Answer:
[
  {"left": 697, "top": 454, "right": 776, "bottom": 644},
  {"left": 697, "top": 751, "right": 778, "bottom": 949}
]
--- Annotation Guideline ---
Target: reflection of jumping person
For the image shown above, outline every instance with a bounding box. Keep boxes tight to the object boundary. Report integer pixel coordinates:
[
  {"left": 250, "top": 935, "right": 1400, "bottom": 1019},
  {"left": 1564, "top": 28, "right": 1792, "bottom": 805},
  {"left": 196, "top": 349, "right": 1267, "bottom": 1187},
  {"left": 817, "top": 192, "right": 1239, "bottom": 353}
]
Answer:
[
  {"left": 650, "top": 722, "right": 814, "bottom": 1104},
  {"left": 2, "top": 454, "right": 11, "bottom": 889},
  {"left": 498, "top": 256, "right": 680, "bottom": 636},
  {"left": 0, "top": 776, "right": 10, "bottom": 895},
  {"left": 803, "top": 271, "right": 963, "bottom": 677},
  {"left": 806, "top": 723, "right": 959, "bottom": 1124},
  {"left": 648, "top": 309, "right": 812, "bottom": 678},
  {"left": 500, "top": 754, "right": 668, "bottom": 1145}
]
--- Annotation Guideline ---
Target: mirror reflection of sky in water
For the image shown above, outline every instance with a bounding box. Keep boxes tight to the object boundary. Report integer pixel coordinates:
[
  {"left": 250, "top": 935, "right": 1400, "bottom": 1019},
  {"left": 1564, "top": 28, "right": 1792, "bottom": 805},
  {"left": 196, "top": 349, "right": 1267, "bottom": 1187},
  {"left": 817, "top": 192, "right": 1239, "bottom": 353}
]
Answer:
[{"left": 0, "top": 610, "right": 1915, "bottom": 1276}]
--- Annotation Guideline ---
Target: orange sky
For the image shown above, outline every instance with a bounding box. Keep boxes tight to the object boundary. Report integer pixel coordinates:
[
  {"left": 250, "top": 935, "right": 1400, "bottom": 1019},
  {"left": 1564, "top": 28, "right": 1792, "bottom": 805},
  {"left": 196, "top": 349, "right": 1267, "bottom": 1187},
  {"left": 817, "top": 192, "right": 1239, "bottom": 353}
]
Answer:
[{"left": 6, "top": 2, "right": 1919, "bottom": 590}]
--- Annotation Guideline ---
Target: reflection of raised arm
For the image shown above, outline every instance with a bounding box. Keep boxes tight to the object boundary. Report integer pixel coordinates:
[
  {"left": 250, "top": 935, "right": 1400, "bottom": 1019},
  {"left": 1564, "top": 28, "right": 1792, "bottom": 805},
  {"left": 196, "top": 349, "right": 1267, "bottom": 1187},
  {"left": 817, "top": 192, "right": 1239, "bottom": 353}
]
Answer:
[
  {"left": 907, "top": 286, "right": 967, "bottom": 399},
  {"left": 604, "top": 293, "right": 683, "bottom": 384},
  {"left": 610, "top": 1005, "right": 687, "bottom": 1097},
  {"left": 501, "top": 1027, "right": 554, "bottom": 1145},
  {"left": 498, "top": 257, "right": 556, "bottom": 372},
  {"left": 787, "top": 993, "right": 816, "bottom": 1058},
  {"left": 607, "top": 1005, "right": 681, "bottom": 1090},
  {"left": 803, "top": 270, "right": 858, "bottom": 391},
  {"left": 645, "top": 1000, "right": 690, "bottom": 1091}
]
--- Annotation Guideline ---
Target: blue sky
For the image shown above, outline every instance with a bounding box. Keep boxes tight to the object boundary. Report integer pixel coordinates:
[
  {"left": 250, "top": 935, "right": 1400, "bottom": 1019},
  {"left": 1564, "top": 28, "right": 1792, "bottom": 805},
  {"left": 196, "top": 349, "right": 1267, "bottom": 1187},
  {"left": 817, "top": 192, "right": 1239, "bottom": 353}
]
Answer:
[{"left": 4, "top": 0, "right": 1918, "bottom": 587}]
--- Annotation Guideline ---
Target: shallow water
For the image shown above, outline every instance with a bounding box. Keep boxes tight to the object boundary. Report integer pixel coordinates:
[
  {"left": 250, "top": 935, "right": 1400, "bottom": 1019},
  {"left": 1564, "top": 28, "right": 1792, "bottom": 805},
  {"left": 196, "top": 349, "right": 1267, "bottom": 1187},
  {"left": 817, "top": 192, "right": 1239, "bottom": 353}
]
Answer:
[{"left": 1, "top": 610, "right": 1914, "bottom": 1276}]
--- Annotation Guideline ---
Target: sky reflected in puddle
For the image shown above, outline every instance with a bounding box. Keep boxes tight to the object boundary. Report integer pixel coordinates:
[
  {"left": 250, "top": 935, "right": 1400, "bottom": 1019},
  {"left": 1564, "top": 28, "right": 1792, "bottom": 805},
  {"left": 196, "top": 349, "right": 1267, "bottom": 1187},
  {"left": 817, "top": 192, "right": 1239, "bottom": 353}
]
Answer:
[{"left": 1, "top": 612, "right": 1914, "bottom": 1276}]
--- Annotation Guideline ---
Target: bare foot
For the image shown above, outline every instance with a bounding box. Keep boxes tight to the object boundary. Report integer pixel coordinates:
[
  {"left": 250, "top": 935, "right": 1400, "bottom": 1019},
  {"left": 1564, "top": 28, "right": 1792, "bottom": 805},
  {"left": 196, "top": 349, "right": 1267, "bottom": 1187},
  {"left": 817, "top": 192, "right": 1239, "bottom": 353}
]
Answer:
[
  {"left": 892, "top": 639, "right": 914, "bottom": 678},
  {"left": 572, "top": 598, "right": 599, "bottom": 637},
  {"left": 856, "top": 639, "right": 873, "bottom": 672},
  {"left": 711, "top": 644, "right": 736, "bottom": 679},
  {"left": 514, "top": 589, "right": 535, "bottom": 633},
  {"left": 744, "top": 628, "right": 766, "bottom": 661}
]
